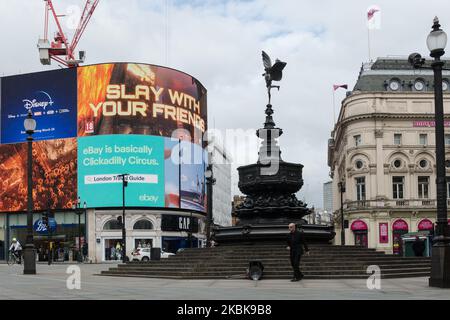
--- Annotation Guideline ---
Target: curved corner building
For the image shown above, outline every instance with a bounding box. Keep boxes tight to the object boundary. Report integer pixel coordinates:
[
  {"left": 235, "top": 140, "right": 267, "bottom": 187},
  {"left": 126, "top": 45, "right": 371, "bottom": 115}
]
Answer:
[{"left": 0, "top": 63, "right": 209, "bottom": 262}]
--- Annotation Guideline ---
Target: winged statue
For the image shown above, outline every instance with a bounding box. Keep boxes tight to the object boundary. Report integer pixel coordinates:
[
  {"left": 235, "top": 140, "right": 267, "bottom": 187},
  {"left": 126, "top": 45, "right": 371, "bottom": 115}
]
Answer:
[{"left": 262, "top": 51, "right": 287, "bottom": 104}]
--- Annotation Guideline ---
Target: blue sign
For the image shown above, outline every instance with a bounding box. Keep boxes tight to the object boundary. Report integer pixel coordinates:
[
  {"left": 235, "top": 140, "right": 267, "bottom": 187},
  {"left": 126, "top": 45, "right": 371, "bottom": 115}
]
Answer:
[
  {"left": 33, "top": 218, "right": 57, "bottom": 234},
  {"left": 1, "top": 68, "right": 77, "bottom": 144}
]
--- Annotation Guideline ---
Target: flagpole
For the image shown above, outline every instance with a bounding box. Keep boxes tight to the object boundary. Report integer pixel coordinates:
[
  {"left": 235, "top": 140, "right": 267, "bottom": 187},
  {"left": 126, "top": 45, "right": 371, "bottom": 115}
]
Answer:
[
  {"left": 367, "top": 27, "right": 371, "bottom": 62},
  {"left": 333, "top": 88, "right": 336, "bottom": 126}
]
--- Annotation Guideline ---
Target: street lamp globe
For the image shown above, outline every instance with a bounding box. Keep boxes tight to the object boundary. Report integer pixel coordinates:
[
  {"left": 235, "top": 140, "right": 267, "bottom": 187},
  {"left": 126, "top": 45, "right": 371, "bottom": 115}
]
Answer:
[
  {"left": 427, "top": 17, "right": 447, "bottom": 57},
  {"left": 23, "top": 111, "right": 36, "bottom": 134}
]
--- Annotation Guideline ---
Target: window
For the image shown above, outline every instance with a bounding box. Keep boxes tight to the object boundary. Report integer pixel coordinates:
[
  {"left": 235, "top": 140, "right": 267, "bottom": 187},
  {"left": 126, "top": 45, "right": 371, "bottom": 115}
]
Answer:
[
  {"left": 103, "top": 220, "right": 122, "bottom": 230},
  {"left": 393, "top": 159, "right": 402, "bottom": 168},
  {"left": 419, "top": 134, "right": 428, "bottom": 145},
  {"left": 354, "top": 135, "right": 361, "bottom": 147},
  {"left": 133, "top": 220, "right": 153, "bottom": 230},
  {"left": 356, "top": 177, "right": 366, "bottom": 201},
  {"left": 418, "top": 176, "right": 429, "bottom": 199},
  {"left": 445, "top": 134, "right": 450, "bottom": 145},
  {"left": 355, "top": 160, "right": 363, "bottom": 169},
  {"left": 392, "top": 176, "right": 404, "bottom": 199},
  {"left": 419, "top": 159, "right": 428, "bottom": 169},
  {"left": 394, "top": 134, "right": 402, "bottom": 145}
]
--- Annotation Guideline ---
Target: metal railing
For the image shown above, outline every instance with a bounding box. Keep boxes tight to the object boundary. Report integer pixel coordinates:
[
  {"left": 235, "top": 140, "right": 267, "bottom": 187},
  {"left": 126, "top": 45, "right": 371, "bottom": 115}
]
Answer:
[{"left": 345, "top": 199, "right": 437, "bottom": 210}]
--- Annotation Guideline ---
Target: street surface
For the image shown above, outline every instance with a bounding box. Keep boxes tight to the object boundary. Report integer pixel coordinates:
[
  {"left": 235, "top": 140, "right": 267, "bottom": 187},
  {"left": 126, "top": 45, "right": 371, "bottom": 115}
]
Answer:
[{"left": 0, "top": 263, "right": 449, "bottom": 300}]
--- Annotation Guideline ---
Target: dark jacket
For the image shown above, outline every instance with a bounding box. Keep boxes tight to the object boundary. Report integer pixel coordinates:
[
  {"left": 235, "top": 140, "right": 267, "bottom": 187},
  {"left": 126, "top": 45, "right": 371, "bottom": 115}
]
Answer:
[
  {"left": 412, "top": 239, "right": 425, "bottom": 256},
  {"left": 287, "top": 229, "right": 309, "bottom": 255}
]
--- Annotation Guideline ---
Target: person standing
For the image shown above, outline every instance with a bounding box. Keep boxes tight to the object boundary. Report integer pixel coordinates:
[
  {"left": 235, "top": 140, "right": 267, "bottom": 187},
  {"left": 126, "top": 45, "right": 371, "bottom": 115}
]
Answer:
[
  {"left": 286, "top": 223, "right": 309, "bottom": 282},
  {"left": 412, "top": 236, "right": 425, "bottom": 257},
  {"left": 82, "top": 242, "right": 88, "bottom": 262}
]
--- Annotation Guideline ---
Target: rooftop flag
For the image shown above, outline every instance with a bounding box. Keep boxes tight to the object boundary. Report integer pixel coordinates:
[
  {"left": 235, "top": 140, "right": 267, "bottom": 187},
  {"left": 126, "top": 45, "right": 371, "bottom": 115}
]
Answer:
[
  {"left": 333, "top": 84, "right": 348, "bottom": 91},
  {"left": 367, "top": 5, "right": 381, "bottom": 30}
]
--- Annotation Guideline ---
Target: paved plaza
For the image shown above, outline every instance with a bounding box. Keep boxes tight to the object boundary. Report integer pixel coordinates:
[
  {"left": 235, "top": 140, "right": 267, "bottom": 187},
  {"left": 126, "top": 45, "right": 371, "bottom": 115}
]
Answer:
[{"left": 0, "top": 262, "right": 449, "bottom": 300}]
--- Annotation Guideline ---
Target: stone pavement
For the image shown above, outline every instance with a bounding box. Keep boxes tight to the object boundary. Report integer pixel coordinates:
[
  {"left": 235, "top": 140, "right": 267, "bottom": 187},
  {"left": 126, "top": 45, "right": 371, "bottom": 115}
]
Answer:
[{"left": 0, "top": 263, "right": 449, "bottom": 300}]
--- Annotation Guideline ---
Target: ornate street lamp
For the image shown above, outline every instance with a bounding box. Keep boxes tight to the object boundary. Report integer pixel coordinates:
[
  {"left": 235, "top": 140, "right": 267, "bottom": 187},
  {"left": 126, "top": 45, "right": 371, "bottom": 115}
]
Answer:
[
  {"left": 338, "top": 180, "right": 346, "bottom": 246},
  {"left": 409, "top": 17, "right": 450, "bottom": 288},
  {"left": 72, "top": 197, "right": 87, "bottom": 263},
  {"left": 23, "top": 110, "right": 37, "bottom": 275},
  {"left": 427, "top": 17, "right": 450, "bottom": 288},
  {"left": 205, "top": 162, "right": 216, "bottom": 247}
]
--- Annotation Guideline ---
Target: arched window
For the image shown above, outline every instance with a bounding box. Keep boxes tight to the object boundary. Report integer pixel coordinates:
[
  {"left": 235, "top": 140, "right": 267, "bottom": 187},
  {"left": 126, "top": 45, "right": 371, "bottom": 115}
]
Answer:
[
  {"left": 103, "top": 219, "right": 122, "bottom": 230},
  {"left": 133, "top": 219, "right": 153, "bottom": 230}
]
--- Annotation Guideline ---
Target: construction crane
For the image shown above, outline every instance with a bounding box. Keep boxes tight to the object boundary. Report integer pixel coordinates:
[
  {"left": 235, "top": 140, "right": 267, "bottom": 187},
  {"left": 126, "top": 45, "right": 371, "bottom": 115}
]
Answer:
[{"left": 37, "top": 0, "right": 100, "bottom": 67}]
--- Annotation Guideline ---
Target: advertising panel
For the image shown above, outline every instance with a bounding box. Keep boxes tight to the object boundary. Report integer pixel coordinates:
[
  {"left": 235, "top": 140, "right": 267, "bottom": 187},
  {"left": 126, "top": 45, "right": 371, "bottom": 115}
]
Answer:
[
  {"left": 161, "top": 214, "right": 199, "bottom": 233},
  {"left": 77, "top": 134, "right": 165, "bottom": 207},
  {"left": 379, "top": 222, "right": 389, "bottom": 243},
  {"left": 1, "top": 69, "right": 77, "bottom": 144},
  {"left": 0, "top": 64, "right": 208, "bottom": 214},
  {"left": 180, "top": 141, "right": 207, "bottom": 212},
  {"left": 0, "top": 137, "right": 77, "bottom": 212},
  {"left": 77, "top": 63, "right": 207, "bottom": 145}
]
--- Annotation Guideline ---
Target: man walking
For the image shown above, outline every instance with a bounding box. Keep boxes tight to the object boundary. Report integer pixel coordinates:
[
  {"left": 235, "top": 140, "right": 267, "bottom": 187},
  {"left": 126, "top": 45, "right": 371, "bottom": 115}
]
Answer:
[{"left": 286, "top": 223, "right": 309, "bottom": 282}]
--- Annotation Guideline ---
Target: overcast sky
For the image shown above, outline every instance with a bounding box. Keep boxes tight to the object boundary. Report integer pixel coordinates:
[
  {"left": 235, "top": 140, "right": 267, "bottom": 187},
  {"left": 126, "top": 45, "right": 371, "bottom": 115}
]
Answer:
[{"left": 0, "top": 0, "right": 448, "bottom": 209}]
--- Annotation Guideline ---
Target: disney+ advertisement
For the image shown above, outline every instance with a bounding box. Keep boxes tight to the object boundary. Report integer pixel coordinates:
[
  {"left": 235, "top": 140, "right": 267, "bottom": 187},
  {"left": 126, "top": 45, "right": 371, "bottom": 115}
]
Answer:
[{"left": 1, "top": 68, "right": 77, "bottom": 144}]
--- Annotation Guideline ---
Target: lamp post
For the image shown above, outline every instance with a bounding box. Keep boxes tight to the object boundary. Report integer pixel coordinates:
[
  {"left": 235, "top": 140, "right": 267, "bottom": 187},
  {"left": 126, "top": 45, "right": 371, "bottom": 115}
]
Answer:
[
  {"left": 426, "top": 17, "right": 450, "bottom": 288},
  {"left": 117, "top": 174, "right": 129, "bottom": 263},
  {"left": 72, "top": 197, "right": 86, "bottom": 263},
  {"left": 409, "top": 17, "right": 450, "bottom": 287},
  {"left": 338, "top": 180, "right": 346, "bottom": 246},
  {"left": 23, "top": 110, "right": 37, "bottom": 275},
  {"left": 205, "top": 163, "right": 216, "bottom": 247}
]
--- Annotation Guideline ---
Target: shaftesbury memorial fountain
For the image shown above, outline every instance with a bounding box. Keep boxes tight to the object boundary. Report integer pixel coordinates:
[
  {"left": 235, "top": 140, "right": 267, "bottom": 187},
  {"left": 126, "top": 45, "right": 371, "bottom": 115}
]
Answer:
[{"left": 214, "top": 51, "right": 335, "bottom": 244}]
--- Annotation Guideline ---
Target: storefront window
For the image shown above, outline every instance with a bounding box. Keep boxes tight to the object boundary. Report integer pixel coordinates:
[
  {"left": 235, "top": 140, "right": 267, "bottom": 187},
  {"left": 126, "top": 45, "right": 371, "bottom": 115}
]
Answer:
[
  {"left": 134, "top": 238, "right": 152, "bottom": 249},
  {"left": 104, "top": 239, "right": 123, "bottom": 261}
]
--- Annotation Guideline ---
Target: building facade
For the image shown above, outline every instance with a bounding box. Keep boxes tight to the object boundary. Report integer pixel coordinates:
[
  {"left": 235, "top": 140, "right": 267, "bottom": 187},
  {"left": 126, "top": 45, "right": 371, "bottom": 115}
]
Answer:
[
  {"left": 323, "top": 181, "right": 333, "bottom": 214},
  {"left": 210, "top": 140, "right": 232, "bottom": 227},
  {"left": 328, "top": 57, "right": 450, "bottom": 254}
]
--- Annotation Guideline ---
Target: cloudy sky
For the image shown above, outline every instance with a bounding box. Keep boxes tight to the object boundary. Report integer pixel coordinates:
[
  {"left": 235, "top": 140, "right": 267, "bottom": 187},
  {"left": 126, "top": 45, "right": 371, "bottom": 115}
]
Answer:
[{"left": 0, "top": 0, "right": 448, "bottom": 208}]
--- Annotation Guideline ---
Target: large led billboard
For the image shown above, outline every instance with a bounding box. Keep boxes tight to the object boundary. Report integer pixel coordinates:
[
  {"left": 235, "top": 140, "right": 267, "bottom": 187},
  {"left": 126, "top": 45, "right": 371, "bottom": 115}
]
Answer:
[
  {"left": 77, "top": 135, "right": 207, "bottom": 212},
  {"left": 78, "top": 134, "right": 165, "bottom": 207},
  {"left": 77, "top": 63, "right": 207, "bottom": 145},
  {"left": 1, "top": 69, "right": 77, "bottom": 144},
  {"left": 0, "top": 138, "right": 77, "bottom": 212},
  {"left": 0, "top": 63, "right": 208, "bottom": 214}
]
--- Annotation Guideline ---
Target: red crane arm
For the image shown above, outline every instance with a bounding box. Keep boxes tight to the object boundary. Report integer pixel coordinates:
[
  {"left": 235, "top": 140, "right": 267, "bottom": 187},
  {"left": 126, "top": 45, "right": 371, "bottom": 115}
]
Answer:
[
  {"left": 46, "top": 0, "right": 71, "bottom": 57},
  {"left": 69, "top": 0, "right": 100, "bottom": 55}
]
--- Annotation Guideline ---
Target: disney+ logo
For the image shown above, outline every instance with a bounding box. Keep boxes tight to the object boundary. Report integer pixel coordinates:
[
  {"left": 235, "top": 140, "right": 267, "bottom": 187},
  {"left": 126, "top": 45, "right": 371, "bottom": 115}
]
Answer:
[{"left": 23, "top": 91, "right": 54, "bottom": 111}]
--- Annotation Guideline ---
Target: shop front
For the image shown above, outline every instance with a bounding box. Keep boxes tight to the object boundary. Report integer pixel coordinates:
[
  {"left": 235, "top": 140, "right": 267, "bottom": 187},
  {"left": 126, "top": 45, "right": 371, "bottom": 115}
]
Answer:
[
  {"left": 6, "top": 212, "right": 86, "bottom": 262},
  {"left": 351, "top": 220, "right": 368, "bottom": 247},
  {"left": 161, "top": 214, "right": 200, "bottom": 252},
  {"left": 392, "top": 219, "right": 409, "bottom": 255},
  {"left": 162, "top": 236, "right": 198, "bottom": 253},
  {"left": 418, "top": 219, "right": 434, "bottom": 232}
]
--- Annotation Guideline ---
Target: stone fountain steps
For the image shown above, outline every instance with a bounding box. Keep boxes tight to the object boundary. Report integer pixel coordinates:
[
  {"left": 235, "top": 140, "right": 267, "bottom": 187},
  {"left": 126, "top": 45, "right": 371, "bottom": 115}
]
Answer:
[
  {"left": 101, "top": 244, "right": 431, "bottom": 279},
  {"left": 102, "top": 268, "right": 430, "bottom": 279}
]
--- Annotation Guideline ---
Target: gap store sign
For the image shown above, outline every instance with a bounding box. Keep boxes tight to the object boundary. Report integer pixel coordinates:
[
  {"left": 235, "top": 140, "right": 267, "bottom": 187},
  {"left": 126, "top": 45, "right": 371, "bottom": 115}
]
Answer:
[{"left": 77, "top": 134, "right": 165, "bottom": 207}]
